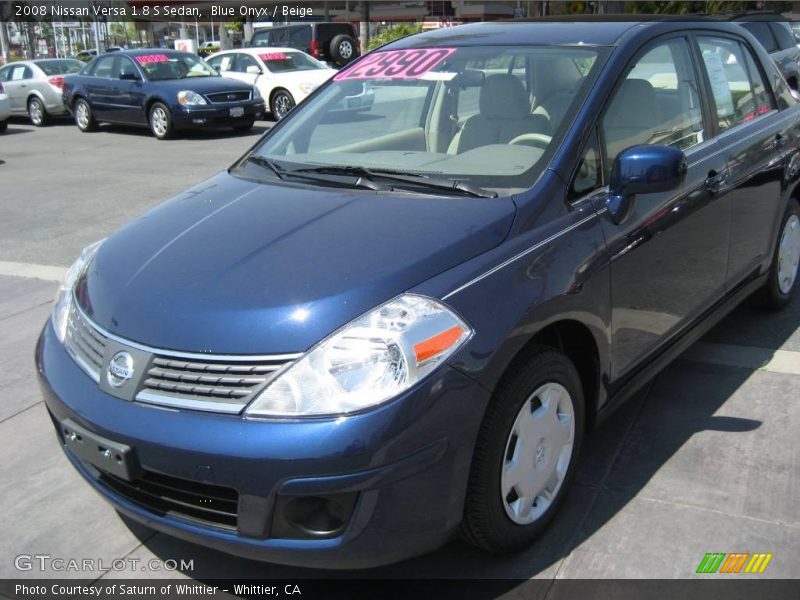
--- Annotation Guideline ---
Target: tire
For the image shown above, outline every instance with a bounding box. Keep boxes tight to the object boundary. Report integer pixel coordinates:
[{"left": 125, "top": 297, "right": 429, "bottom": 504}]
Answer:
[
  {"left": 28, "top": 97, "right": 47, "bottom": 126},
  {"left": 0, "top": 119, "right": 7, "bottom": 133},
  {"left": 232, "top": 118, "right": 255, "bottom": 132},
  {"left": 270, "top": 89, "right": 295, "bottom": 121},
  {"left": 149, "top": 102, "right": 174, "bottom": 140},
  {"left": 329, "top": 34, "right": 358, "bottom": 67},
  {"left": 461, "top": 345, "right": 585, "bottom": 553},
  {"left": 755, "top": 199, "right": 800, "bottom": 310},
  {"left": 73, "top": 98, "right": 97, "bottom": 132}
]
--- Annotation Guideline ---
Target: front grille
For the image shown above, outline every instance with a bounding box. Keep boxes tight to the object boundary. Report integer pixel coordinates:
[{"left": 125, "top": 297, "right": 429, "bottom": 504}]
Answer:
[
  {"left": 66, "top": 301, "right": 299, "bottom": 414},
  {"left": 65, "top": 302, "right": 108, "bottom": 382},
  {"left": 99, "top": 470, "right": 238, "bottom": 531},
  {"left": 206, "top": 90, "right": 251, "bottom": 103},
  {"left": 136, "top": 356, "right": 290, "bottom": 414}
]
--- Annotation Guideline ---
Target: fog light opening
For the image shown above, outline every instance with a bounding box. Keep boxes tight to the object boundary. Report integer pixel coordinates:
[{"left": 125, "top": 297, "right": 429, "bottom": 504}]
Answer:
[{"left": 272, "top": 492, "right": 358, "bottom": 539}]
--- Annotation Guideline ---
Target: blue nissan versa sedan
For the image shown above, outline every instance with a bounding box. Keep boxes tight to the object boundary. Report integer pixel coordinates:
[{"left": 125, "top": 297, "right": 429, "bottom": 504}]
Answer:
[
  {"left": 37, "top": 20, "right": 800, "bottom": 568},
  {"left": 62, "top": 49, "right": 266, "bottom": 139}
]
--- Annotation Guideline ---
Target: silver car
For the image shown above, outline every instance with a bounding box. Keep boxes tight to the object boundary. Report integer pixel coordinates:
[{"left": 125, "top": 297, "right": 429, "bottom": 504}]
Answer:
[{"left": 0, "top": 59, "right": 84, "bottom": 126}]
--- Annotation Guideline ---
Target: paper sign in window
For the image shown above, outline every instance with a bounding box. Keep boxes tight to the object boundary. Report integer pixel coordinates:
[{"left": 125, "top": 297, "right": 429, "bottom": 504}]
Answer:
[
  {"left": 334, "top": 48, "right": 457, "bottom": 81},
  {"left": 702, "top": 51, "right": 735, "bottom": 118},
  {"left": 135, "top": 54, "right": 170, "bottom": 65},
  {"left": 260, "top": 53, "right": 289, "bottom": 61}
]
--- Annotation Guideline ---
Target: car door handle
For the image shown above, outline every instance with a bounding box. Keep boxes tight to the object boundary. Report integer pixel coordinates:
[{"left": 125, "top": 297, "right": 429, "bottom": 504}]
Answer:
[{"left": 705, "top": 169, "right": 726, "bottom": 193}]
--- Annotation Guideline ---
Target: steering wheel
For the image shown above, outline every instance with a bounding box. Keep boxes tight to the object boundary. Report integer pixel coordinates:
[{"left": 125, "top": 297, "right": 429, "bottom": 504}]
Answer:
[{"left": 509, "top": 133, "right": 553, "bottom": 149}]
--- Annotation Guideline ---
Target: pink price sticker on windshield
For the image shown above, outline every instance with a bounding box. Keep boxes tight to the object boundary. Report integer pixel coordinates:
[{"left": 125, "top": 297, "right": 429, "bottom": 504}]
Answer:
[
  {"left": 334, "top": 48, "right": 457, "bottom": 81},
  {"left": 260, "top": 53, "right": 289, "bottom": 61},
  {"left": 135, "top": 54, "right": 169, "bottom": 65}
]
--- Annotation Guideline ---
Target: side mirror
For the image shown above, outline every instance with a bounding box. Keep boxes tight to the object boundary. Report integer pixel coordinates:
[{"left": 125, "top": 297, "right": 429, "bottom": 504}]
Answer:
[
  {"left": 607, "top": 144, "right": 687, "bottom": 225},
  {"left": 119, "top": 71, "right": 139, "bottom": 81},
  {"left": 246, "top": 65, "right": 262, "bottom": 75}
]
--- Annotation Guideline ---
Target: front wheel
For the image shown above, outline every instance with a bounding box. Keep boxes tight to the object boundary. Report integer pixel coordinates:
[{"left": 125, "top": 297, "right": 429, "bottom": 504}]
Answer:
[
  {"left": 0, "top": 119, "right": 7, "bottom": 133},
  {"left": 461, "top": 346, "right": 585, "bottom": 552},
  {"left": 28, "top": 97, "right": 48, "bottom": 126},
  {"left": 74, "top": 98, "right": 97, "bottom": 132},
  {"left": 270, "top": 90, "right": 295, "bottom": 121},
  {"left": 149, "top": 102, "right": 174, "bottom": 140},
  {"left": 756, "top": 200, "right": 800, "bottom": 310}
]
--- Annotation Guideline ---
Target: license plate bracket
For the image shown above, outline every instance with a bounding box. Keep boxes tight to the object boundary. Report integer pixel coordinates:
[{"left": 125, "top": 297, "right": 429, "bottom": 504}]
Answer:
[
  {"left": 62, "top": 419, "right": 140, "bottom": 481},
  {"left": 229, "top": 106, "right": 244, "bottom": 118}
]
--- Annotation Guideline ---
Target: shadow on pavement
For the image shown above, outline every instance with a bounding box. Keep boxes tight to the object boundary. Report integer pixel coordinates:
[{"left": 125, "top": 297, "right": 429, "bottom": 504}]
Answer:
[{"left": 123, "top": 289, "right": 799, "bottom": 587}]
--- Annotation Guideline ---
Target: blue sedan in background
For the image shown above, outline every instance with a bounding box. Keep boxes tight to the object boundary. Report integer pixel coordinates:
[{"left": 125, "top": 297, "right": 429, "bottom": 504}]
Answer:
[
  {"left": 62, "top": 49, "right": 266, "bottom": 139},
  {"left": 38, "top": 19, "right": 800, "bottom": 569}
]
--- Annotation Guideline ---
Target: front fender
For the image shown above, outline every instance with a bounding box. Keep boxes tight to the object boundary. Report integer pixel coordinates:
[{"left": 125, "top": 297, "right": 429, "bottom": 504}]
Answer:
[{"left": 412, "top": 200, "right": 612, "bottom": 410}]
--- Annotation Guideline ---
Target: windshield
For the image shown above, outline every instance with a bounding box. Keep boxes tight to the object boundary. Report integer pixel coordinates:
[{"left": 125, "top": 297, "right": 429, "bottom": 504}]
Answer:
[
  {"left": 37, "top": 59, "right": 84, "bottom": 75},
  {"left": 249, "top": 45, "right": 605, "bottom": 193},
  {"left": 136, "top": 53, "right": 217, "bottom": 80},
  {"left": 260, "top": 51, "right": 328, "bottom": 72}
]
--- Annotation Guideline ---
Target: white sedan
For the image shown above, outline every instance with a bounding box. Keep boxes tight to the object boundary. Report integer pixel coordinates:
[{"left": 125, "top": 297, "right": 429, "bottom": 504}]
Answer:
[
  {"left": 207, "top": 48, "right": 334, "bottom": 120},
  {"left": 0, "top": 82, "right": 10, "bottom": 133}
]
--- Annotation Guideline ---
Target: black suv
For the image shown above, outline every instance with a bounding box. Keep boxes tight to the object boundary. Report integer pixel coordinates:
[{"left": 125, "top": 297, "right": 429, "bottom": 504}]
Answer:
[{"left": 248, "top": 23, "right": 360, "bottom": 67}]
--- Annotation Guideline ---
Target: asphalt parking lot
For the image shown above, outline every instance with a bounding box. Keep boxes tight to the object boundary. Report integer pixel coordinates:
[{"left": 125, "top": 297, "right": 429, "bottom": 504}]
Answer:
[{"left": 1, "top": 118, "right": 799, "bottom": 587}]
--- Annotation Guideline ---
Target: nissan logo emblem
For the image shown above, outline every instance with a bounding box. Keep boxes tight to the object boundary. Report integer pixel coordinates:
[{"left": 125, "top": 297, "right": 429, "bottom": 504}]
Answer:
[{"left": 107, "top": 351, "right": 134, "bottom": 388}]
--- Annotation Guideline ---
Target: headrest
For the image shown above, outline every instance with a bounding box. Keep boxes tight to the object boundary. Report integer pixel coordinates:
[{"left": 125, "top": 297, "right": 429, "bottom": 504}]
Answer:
[
  {"left": 605, "top": 79, "right": 658, "bottom": 128},
  {"left": 479, "top": 74, "right": 531, "bottom": 119}
]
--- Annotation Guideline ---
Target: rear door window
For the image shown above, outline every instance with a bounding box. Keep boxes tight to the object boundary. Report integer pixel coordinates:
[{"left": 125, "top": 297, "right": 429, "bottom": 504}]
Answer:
[
  {"left": 698, "top": 37, "right": 774, "bottom": 131},
  {"left": 92, "top": 56, "right": 115, "bottom": 78},
  {"left": 9, "top": 65, "right": 32, "bottom": 81}
]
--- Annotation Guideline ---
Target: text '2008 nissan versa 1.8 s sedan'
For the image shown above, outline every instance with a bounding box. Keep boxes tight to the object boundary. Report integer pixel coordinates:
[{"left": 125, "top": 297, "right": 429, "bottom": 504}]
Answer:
[{"left": 37, "top": 19, "right": 800, "bottom": 568}]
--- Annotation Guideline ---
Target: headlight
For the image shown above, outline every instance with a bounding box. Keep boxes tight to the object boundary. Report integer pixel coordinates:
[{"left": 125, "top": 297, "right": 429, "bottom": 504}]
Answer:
[
  {"left": 52, "top": 239, "right": 104, "bottom": 344},
  {"left": 252, "top": 85, "right": 262, "bottom": 99},
  {"left": 177, "top": 90, "right": 207, "bottom": 106},
  {"left": 245, "top": 294, "right": 471, "bottom": 418},
  {"left": 298, "top": 82, "right": 318, "bottom": 94}
]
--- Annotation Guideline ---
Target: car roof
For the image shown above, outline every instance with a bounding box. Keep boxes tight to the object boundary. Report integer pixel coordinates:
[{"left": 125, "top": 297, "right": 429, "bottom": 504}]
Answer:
[
  {"left": 117, "top": 49, "right": 192, "bottom": 56},
  {"left": 388, "top": 18, "right": 756, "bottom": 49},
  {"left": 220, "top": 47, "right": 302, "bottom": 55}
]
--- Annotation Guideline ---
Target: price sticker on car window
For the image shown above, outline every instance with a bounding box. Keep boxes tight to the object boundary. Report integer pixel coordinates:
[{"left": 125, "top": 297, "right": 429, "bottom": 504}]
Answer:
[
  {"left": 260, "top": 53, "right": 290, "bottom": 61},
  {"left": 135, "top": 54, "right": 169, "bottom": 65},
  {"left": 334, "top": 48, "right": 457, "bottom": 81}
]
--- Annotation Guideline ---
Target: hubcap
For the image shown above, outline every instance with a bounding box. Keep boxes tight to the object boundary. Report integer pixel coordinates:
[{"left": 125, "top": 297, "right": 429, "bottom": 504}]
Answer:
[
  {"left": 339, "top": 41, "right": 353, "bottom": 59},
  {"left": 151, "top": 107, "right": 168, "bottom": 136},
  {"left": 274, "top": 94, "right": 292, "bottom": 118},
  {"left": 501, "top": 382, "right": 575, "bottom": 525},
  {"left": 30, "top": 101, "right": 42, "bottom": 125},
  {"left": 778, "top": 214, "right": 800, "bottom": 294},
  {"left": 76, "top": 103, "right": 89, "bottom": 129}
]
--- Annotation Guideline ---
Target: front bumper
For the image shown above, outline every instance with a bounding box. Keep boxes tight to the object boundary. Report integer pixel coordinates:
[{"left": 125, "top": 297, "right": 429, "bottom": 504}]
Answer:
[
  {"left": 172, "top": 100, "right": 265, "bottom": 129},
  {"left": 36, "top": 322, "right": 490, "bottom": 568}
]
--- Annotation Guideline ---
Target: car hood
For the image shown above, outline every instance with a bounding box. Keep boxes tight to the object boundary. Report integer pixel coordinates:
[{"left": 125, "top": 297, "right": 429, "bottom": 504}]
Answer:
[
  {"left": 263, "top": 69, "right": 334, "bottom": 87},
  {"left": 146, "top": 76, "right": 255, "bottom": 94},
  {"left": 77, "top": 171, "right": 515, "bottom": 354}
]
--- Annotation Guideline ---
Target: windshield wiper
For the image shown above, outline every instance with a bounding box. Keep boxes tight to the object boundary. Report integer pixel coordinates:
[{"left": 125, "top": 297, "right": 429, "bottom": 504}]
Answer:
[
  {"left": 291, "top": 165, "right": 498, "bottom": 198},
  {"left": 245, "top": 155, "right": 287, "bottom": 180},
  {"left": 245, "top": 156, "right": 385, "bottom": 191}
]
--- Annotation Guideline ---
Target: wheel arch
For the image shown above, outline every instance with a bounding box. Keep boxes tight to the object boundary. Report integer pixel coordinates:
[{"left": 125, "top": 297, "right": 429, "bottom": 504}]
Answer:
[
  {"left": 495, "top": 319, "right": 603, "bottom": 431},
  {"left": 26, "top": 90, "right": 46, "bottom": 107}
]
